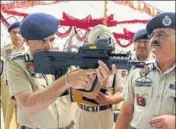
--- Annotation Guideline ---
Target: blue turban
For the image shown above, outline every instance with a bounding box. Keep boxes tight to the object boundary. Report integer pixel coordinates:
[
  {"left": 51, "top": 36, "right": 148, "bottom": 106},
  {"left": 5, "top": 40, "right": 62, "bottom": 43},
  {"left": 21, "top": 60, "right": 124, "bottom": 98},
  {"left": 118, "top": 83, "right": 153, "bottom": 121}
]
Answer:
[
  {"left": 133, "top": 29, "right": 149, "bottom": 42},
  {"left": 20, "top": 13, "right": 59, "bottom": 40},
  {"left": 8, "top": 22, "right": 21, "bottom": 33},
  {"left": 146, "top": 12, "right": 175, "bottom": 35}
]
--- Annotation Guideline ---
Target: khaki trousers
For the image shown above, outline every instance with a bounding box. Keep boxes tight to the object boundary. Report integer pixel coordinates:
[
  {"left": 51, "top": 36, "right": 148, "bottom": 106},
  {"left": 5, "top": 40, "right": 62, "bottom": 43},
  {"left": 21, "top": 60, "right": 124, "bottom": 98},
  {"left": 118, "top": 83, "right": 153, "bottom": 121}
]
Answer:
[{"left": 1, "top": 82, "right": 19, "bottom": 129}]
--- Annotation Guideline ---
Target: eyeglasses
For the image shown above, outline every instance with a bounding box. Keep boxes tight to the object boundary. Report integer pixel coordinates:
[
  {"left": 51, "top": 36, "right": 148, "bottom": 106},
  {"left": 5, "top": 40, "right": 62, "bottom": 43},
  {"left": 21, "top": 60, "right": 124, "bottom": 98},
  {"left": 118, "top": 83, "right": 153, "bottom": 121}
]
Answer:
[{"left": 149, "top": 31, "right": 169, "bottom": 39}]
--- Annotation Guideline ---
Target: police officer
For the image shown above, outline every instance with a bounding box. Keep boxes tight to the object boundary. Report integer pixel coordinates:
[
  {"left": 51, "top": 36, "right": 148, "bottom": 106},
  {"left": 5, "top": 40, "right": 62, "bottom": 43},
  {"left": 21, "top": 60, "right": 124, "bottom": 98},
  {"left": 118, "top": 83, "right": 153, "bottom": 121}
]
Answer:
[
  {"left": 74, "top": 24, "right": 122, "bottom": 129},
  {"left": 1, "top": 21, "right": 26, "bottom": 129},
  {"left": 115, "top": 12, "right": 175, "bottom": 129},
  {"left": 132, "top": 28, "right": 155, "bottom": 62},
  {"left": 115, "top": 28, "right": 155, "bottom": 129},
  {"left": 1, "top": 22, "right": 27, "bottom": 58},
  {"left": 5, "top": 13, "right": 96, "bottom": 129},
  {"left": 116, "top": 28, "right": 154, "bottom": 97}
]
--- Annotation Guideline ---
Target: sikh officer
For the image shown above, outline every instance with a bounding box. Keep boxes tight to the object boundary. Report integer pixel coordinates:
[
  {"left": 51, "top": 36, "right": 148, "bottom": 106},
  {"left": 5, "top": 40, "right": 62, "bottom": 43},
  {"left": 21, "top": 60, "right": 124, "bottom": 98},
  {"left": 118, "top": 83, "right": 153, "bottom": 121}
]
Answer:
[
  {"left": 115, "top": 12, "right": 175, "bottom": 129},
  {"left": 5, "top": 13, "right": 98, "bottom": 129},
  {"left": 1, "top": 21, "right": 27, "bottom": 129},
  {"left": 74, "top": 24, "right": 123, "bottom": 129}
]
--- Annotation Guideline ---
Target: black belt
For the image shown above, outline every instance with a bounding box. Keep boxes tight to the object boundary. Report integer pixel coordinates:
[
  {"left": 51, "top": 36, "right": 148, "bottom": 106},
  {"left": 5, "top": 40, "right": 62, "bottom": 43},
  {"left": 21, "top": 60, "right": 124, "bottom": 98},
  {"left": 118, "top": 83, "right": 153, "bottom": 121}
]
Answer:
[
  {"left": 20, "top": 126, "right": 39, "bottom": 129},
  {"left": 78, "top": 104, "right": 112, "bottom": 112},
  {"left": 21, "top": 126, "right": 68, "bottom": 129}
]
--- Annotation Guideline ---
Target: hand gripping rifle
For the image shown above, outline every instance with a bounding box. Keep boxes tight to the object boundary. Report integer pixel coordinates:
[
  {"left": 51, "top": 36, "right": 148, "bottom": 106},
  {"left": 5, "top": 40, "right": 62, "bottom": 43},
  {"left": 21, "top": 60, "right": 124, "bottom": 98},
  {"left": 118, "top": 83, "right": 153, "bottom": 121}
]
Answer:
[{"left": 33, "top": 38, "right": 145, "bottom": 105}]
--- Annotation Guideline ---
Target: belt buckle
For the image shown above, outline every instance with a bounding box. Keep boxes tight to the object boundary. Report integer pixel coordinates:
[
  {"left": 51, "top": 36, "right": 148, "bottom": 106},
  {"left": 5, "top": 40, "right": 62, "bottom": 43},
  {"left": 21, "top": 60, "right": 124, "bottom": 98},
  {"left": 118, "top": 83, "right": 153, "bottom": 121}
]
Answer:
[
  {"left": 96, "top": 106, "right": 100, "bottom": 112},
  {"left": 80, "top": 104, "right": 100, "bottom": 112},
  {"left": 88, "top": 107, "right": 93, "bottom": 112}
]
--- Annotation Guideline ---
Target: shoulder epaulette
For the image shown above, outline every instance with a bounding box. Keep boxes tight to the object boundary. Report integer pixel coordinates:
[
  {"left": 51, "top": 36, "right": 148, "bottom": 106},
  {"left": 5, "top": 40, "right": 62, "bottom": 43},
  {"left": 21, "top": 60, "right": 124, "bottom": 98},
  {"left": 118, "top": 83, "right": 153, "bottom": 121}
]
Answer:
[
  {"left": 7, "top": 53, "right": 31, "bottom": 62},
  {"left": 3, "top": 43, "right": 11, "bottom": 47}
]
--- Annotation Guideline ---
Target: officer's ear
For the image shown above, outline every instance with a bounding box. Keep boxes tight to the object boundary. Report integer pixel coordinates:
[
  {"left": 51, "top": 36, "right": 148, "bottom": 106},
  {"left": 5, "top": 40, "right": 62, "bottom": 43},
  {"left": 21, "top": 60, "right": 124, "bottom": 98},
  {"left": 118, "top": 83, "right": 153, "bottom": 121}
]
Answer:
[
  {"left": 25, "top": 39, "right": 29, "bottom": 46},
  {"left": 133, "top": 42, "right": 136, "bottom": 51}
]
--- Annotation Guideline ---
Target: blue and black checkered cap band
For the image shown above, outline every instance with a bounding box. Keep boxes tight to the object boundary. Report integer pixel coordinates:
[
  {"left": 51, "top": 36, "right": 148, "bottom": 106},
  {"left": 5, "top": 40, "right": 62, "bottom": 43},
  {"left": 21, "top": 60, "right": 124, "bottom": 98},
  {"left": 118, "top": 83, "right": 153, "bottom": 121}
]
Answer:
[
  {"left": 8, "top": 22, "right": 21, "bottom": 33},
  {"left": 146, "top": 12, "right": 176, "bottom": 35},
  {"left": 20, "top": 13, "right": 59, "bottom": 40}
]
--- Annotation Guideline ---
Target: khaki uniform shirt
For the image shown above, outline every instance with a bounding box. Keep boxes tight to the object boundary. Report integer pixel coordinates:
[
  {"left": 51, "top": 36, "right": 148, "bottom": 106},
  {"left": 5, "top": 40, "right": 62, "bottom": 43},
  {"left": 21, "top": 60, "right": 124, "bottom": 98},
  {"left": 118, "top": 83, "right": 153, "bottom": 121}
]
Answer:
[
  {"left": 1, "top": 42, "right": 27, "bottom": 85},
  {"left": 1, "top": 43, "right": 27, "bottom": 58},
  {"left": 115, "top": 70, "right": 128, "bottom": 90},
  {"left": 5, "top": 53, "right": 71, "bottom": 129},
  {"left": 117, "top": 52, "right": 155, "bottom": 110},
  {"left": 131, "top": 52, "right": 155, "bottom": 62},
  {"left": 122, "top": 62, "right": 175, "bottom": 129},
  {"left": 118, "top": 52, "right": 155, "bottom": 90}
]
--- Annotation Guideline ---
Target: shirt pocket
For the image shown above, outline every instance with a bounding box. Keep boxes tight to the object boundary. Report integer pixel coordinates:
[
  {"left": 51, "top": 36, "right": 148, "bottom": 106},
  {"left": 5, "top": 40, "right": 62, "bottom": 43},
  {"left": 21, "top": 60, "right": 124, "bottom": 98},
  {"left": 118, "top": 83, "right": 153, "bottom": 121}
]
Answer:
[
  {"left": 28, "top": 75, "right": 47, "bottom": 91},
  {"left": 134, "top": 86, "right": 153, "bottom": 108},
  {"left": 165, "top": 88, "right": 175, "bottom": 114}
]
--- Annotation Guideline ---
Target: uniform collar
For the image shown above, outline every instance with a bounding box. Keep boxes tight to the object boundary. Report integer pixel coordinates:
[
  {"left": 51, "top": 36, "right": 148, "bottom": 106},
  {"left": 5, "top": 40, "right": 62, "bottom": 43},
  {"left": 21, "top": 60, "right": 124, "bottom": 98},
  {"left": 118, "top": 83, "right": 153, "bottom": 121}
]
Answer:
[
  {"left": 25, "top": 50, "right": 33, "bottom": 61},
  {"left": 155, "top": 63, "right": 175, "bottom": 75},
  {"left": 132, "top": 52, "right": 154, "bottom": 62},
  {"left": 9, "top": 42, "right": 27, "bottom": 50}
]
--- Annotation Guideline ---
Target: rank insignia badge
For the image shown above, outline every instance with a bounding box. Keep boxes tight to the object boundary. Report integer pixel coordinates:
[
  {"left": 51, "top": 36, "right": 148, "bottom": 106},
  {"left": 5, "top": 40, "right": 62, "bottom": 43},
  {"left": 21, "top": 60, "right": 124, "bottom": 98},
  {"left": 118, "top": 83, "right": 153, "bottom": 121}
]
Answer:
[
  {"left": 136, "top": 66, "right": 152, "bottom": 87},
  {"left": 136, "top": 94, "right": 146, "bottom": 107},
  {"left": 26, "top": 63, "right": 34, "bottom": 73},
  {"left": 139, "top": 66, "right": 149, "bottom": 76},
  {"left": 162, "top": 15, "right": 172, "bottom": 26},
  {"left": 6, "top": 49, "right": 12, "bottom": 55}
]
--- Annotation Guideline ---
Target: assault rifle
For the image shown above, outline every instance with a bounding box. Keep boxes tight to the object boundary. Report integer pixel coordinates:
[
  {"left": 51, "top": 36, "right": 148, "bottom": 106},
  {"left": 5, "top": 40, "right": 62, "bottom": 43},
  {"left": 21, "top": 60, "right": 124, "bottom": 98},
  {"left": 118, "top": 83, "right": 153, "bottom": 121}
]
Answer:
[
  {"left": 33, "top": 38, "right": 149, "bottom": 105},
  {"left": 33, "top": 38, "right": 145, "bottom": 92}
]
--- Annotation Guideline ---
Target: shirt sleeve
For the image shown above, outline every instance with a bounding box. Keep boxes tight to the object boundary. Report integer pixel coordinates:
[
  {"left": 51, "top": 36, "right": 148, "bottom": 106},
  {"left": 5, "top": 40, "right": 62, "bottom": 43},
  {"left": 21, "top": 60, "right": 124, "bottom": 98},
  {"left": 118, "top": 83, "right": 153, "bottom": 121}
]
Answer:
[
  {"left": 115, "top": 70, "right": 122, "bottom": 88},
  {"left": 5, "top": 60, "right": 33, "bottom": 99},
  {"left": 1, "top": 46, "right": 6, "bottom": 59},
  {"left": 115, "top": 70, "right": 128, "bottom": 91}
]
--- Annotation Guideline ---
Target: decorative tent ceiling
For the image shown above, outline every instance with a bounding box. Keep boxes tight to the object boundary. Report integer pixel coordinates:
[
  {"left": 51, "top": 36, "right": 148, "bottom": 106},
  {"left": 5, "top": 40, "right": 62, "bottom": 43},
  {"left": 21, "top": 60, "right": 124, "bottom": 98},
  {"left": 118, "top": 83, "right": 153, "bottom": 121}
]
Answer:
[{"left": 0, "top": 1, "right": 163, "bottom": 52}]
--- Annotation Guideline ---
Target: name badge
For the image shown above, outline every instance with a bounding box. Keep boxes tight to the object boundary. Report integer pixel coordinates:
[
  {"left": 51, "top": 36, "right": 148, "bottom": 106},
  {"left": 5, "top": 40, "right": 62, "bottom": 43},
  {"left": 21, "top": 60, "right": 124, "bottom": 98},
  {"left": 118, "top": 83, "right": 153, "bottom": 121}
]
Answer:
[
  {"left": 135, "top": 77, "right": 152, "bottom": 87},
  {"left": 136, "top": 94, "right": 146, "bottom": 107}
]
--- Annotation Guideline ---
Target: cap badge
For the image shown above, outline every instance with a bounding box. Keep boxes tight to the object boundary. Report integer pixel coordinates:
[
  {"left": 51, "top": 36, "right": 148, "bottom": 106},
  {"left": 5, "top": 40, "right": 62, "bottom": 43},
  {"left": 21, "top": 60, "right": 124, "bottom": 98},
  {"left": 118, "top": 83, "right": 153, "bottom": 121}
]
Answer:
[{"left": 162, "top": 15, "right": 172, "bottom": 26}]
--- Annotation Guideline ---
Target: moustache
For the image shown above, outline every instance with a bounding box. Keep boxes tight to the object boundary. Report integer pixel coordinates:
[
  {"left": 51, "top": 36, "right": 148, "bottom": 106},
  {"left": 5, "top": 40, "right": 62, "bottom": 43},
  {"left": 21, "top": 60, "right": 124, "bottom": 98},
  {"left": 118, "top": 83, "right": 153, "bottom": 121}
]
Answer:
[
  {"left": 151, "top": 40, "right": 160, "bottom": 47},
  {"left": 14, "top": 38, "right": 22, "bottom": 40}
]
